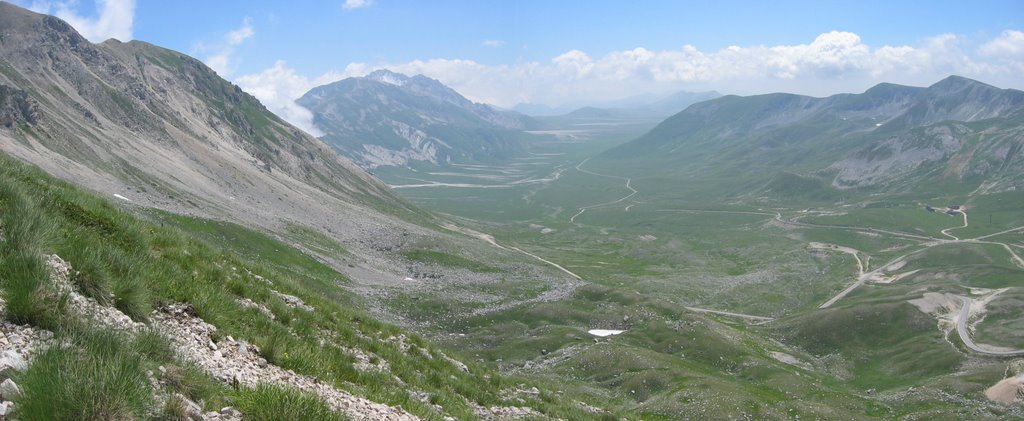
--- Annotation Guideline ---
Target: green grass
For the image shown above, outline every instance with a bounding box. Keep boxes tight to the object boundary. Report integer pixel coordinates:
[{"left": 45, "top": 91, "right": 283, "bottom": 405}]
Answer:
[
  {"left": 284, "top": 222, "right": 349, "bottom": 259},
  {"left": 0, "top": 179, "right": 62, "bottom": 329},
  {"left": 403, "top": 249, "right": 501, "bottom": 273},
  {"left": 232, "top": 384, "right": 348, "bottom": 421},
  {"left": 16, "top": 327, "right": 163, "bottom": 421}
]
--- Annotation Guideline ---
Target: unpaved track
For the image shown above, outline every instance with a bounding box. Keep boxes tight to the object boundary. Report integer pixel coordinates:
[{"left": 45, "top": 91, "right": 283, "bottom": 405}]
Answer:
[
  {"left": 812, "top": 243, "right": 868, "bottom": 309},
  {"left": 941, "top": 210, "right": 968, "bottom": 240},
  {"left": 814, "top": 206, "right": 1024, "bottom": 308},
  {"left": 684, "top": 306, "right": 774, "bottom": 322},
  {"left": 441, "top": 224, "right": 584, "bottom": 280},
  {"left": 569, "top": 158, "right": 638, "bottom": 223},
  {"left": 956, "top": 296, "right": 1024, "bottom": 356}
]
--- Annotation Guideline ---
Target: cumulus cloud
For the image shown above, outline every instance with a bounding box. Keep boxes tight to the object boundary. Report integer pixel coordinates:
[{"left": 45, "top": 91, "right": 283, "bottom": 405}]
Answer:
[
  {"left": 234, "top": 61, "right": 351, "bottom": 136},
  {"left": 343, "top": 0, "right": 372, "bottom": 10},
  {"left": 24, "top": 0, "right": 135, "bottom": 42},
  {"left": 482, "top": 39, "right": 505, "bottom": 48},
  {"left": 979, "top": 30, "right": 1024, "bottom": 58},
  {"left": 200, "top": 17, "right": 255, "bottom": 76},
  {"left": 236, "top": 30, "right": 1024, "bottom": 131}
]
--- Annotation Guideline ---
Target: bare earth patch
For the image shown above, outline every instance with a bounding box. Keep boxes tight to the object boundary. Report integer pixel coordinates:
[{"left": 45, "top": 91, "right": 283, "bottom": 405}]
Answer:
[{"left": 985, "top": 376, "right": 1024, "bottom": 404}]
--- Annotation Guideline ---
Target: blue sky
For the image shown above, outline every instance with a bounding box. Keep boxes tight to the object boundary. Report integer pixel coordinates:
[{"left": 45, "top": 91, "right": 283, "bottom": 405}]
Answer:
[
  {"left": 17, "top": 0, "right": 1024, "bottom": 132},
  {"left": 128, "top": 1, "right": 1023, "bottom": 75}
]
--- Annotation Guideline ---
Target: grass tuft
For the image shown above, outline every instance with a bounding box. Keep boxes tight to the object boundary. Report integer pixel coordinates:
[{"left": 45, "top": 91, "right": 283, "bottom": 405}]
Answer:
[
  {"left": 15, "top": 328, "right": 155, "bottom": 421},
  {"left": 232, "top": 384, "right": 347, "bottom": 421}
]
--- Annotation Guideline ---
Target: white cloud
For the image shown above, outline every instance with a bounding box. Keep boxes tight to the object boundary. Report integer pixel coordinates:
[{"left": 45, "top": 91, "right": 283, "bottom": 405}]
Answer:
[
  {"left": 26, "top": 0, "right": 136, "bottom": 42},
  {"left": 482, "top": 39, "right": 505, "bottom": 48},
  {"left": 201, "top": 17, "right": 255, "bottom": 76},
  {"left": 553, "top": 50, "right": 593, "bottom": 78},
  {"left": 343, "top": 0, "right": 373, "bottom": 10},
  {"left": 234, "top": 61, "right": 351, "bottom": 136},
  {"left": 979, "top": 30, "right": 1024, "bottom": 58},
  {"left": 227, "top": 18, "right": 255, "bottom": 45},
  {"left": 237, "top": 30, "right": 1024, "bottom": 132}
]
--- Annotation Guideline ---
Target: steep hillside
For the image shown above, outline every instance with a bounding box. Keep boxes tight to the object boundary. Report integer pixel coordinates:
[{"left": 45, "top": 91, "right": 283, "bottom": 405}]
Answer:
[
  {"left": 599, "top": 76, "right": 1024, "bottom": 200},
  {"left": 298, "top": 70, "right": 543, "bottom": 168},
  {"left": 0, "top": 3, "right": 446, "bottom": 293}
]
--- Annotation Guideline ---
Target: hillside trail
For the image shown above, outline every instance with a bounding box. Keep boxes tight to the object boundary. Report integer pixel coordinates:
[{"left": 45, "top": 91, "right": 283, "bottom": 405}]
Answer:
[
  {"left": 441, "top": 223, "right": 583, "bottom": 280},
  {"left": 569, "top": 158, "right": 638, "bottom": 223},
  {"left": 941, "top": 209, "right": 968, "bottom": 240}
]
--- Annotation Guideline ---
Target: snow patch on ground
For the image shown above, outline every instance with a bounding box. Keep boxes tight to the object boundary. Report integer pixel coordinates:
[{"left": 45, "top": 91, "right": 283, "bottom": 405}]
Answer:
[
  {"left": 769, "top": 351, "right": 809, "bottom": 369},
  {"left": 587, "top": 329, "right": 624, "bottom": 337}
]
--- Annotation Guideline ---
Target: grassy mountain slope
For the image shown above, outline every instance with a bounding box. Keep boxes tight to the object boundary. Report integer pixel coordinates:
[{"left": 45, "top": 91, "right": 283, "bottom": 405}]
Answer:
[{"left": 597, "top": 76, "right": 1024, "bottom": 202}]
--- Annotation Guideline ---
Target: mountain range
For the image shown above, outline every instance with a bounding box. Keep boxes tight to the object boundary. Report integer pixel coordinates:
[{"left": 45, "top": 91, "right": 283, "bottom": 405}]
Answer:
[
  {"left": 512, "top": 90, "right": 722, "bottom": 118},
  {"left": 600, "top": 75, "right": 1024, "bottom": 200}
]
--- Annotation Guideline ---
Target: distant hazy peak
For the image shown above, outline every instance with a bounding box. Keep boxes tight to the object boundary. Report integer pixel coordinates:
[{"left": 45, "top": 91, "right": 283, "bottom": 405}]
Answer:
[
  {"left": 928, "top": 75, "right": 995, "bottom": 92},
  {"left": 366, "top": 69, "right": 410, "bottom": 86}
]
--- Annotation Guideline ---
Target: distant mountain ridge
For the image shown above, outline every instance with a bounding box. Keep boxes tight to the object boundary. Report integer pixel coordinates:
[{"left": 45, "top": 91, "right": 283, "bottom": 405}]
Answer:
[
  {"left": 298, "top": 70, "right": 539, "bottom": 169},
  {"left": 513, "top": 90, "right": 721, "bottom": 120},
  {"left": 601, "top": 76, "right": 1024, "bottom": 198}
]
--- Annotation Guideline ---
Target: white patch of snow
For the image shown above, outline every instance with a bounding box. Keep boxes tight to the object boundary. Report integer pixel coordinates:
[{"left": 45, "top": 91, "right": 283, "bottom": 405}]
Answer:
[
  {"left": 113, "top": 193, "right": 132, "bottom": 202},
  {"left": 587, "top": 329, "right": 624, "bottom": 337}
]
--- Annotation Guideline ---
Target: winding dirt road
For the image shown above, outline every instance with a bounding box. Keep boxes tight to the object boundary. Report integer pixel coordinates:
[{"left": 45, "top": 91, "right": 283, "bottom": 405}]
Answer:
[
  {"left": 941, "top": 210, "right": 968, "bottom": 240},
  {"left": 569, "top": 158, "right": 638, "bottom": 223},
  {"left": 956, "top": 296, "right": 1024, "bottom": 356}
]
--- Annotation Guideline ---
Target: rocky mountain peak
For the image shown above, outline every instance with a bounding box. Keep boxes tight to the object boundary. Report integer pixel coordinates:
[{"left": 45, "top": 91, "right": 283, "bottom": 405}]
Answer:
[
  {"left": 365, "top": 69, "right": 410, "bottom": 86},
  {"left": 927, "top": 75, "right": 995, "bottom": 93}
]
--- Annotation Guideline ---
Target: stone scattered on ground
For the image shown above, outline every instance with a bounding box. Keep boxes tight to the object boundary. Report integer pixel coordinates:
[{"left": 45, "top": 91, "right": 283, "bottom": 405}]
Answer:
[
  {"left": 46, "top": 254, "right": 145, "bottom": 332},
  {"left": 0, "top": 378, "right": 20, "bottom": 400},
  {"left": 0, "top": 315, "right": 39, "bottom": 421},
  {"left": 341, "top": 346, "right": 390, "bottom": 373},
  {"left": 235, "top": 298, "right": 276, "bottom": 320},
  {"left": 472, "top": 403, "right": 543, "bottom": 420},
  {"left": 441, "top": 352, "right": 469, "bottom": 373},
  {"left": 152, "top": 303, "right": 419, "bottom": 421},
  {"left": 271, "top": 290, "right": 314, "bottom": 312}
]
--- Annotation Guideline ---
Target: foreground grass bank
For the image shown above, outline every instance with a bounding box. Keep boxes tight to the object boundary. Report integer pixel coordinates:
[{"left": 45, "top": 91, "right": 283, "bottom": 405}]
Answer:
[{"left": 0, "top": 152, "right": 614, "bottom": 420}]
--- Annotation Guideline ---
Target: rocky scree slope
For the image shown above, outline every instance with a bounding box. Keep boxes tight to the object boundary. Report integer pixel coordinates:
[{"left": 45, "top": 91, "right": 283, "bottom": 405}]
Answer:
[
  {"left": 0, "top": 3, "right": 436, "bottom": 255},
  {"left": 297, "top": 69, "right": 541, "bottom": 169}
]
